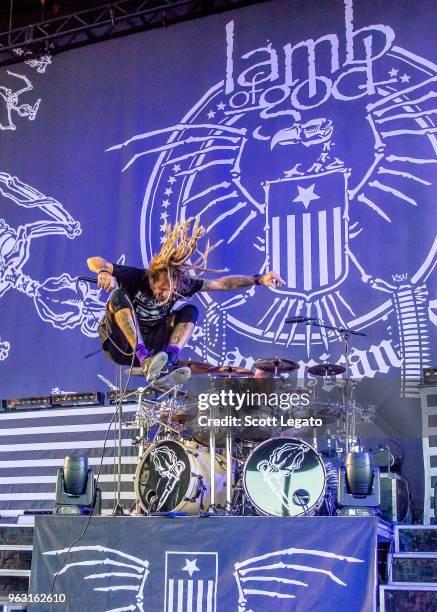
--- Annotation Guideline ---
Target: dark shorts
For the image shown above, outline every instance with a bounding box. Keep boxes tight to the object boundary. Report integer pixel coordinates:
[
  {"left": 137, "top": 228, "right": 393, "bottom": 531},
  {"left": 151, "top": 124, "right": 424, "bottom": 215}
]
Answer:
[
  {"left": 98, "top": 300, "right": 199, "bottom": 366},
  {"left": 98, "top": 312, "right": 172, "bottom": 366}
]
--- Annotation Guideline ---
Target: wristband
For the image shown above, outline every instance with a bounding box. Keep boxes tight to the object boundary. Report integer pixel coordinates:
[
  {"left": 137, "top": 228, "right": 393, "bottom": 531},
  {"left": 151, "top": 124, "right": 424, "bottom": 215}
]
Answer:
[
  {"left": 97, "top": 268, "right": 111, "bottom": 275},
  {"left": 253, "top": 274, "right": 262, "bottom": 285}
]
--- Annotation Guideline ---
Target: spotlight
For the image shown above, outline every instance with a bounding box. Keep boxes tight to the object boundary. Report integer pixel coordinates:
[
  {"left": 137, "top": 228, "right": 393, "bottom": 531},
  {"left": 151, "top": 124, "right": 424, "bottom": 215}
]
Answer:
[
  {"left": 54, "top": 456, "right": 101, "bottom": 515},
  {"left": 345, "top": 452, "right": 374, "bottom": 496},
  {"left": 337, "top": 451, "right": 380, "bottom": 515}
]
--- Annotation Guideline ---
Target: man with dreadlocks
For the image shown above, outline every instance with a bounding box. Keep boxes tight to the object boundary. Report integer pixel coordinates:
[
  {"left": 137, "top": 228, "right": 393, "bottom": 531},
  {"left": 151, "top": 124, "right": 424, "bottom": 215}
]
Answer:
[{"left": 87, "top": 217, "right": 285, "bottom": 385}]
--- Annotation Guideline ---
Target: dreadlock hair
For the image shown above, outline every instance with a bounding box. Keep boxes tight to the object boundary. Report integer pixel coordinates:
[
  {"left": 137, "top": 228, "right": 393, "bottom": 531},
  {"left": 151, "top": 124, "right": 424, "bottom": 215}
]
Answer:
[{"left": 148, "top": 216, "right": 225, "bottom": 304}]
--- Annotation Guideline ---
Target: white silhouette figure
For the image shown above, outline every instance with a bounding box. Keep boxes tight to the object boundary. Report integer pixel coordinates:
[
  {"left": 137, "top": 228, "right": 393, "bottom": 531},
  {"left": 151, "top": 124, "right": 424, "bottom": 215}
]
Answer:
[
  {"left": 257, "top": 443, "right": 308, "bottom": 513},
  {"left": 234, "top": 546, "right": 365, "bottom": 612},
  {"left": 44, "top": 545, "right": 150, "bottom": 612},
  {"left": 0, "top": 71, "right": 40, "bottom": 130},
  {"left": 151, "top": 446, "right": 185, "bottom": 511},
  {"left": 0, "top": 173, "right": 107, "bottom": 356}
]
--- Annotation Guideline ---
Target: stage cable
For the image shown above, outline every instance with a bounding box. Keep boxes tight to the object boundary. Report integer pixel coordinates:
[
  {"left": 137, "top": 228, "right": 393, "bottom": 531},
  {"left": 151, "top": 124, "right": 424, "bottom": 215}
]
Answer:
[{"left": 49, "top": 292, "right": 138, "bottom": 605}]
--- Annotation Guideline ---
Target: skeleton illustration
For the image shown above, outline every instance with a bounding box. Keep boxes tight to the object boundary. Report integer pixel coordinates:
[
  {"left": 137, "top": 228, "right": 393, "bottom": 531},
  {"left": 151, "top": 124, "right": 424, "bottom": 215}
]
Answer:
[
  {"left": 44, "top": 545, "right": 150, "bottom": 612},
  {"left": 234, "top": 546, "right": 364, "bottom": 612},
  {"left": 150, "top": 446, "right": 185, "bottom": 511},
  {"left": 0, "top": 173, "right": 107, "bottom": 356},
  {"left": 108, "top": 55, "right": 436, "bottom": 369},
  {"left": 257, "top": 443, "right": 308, "bottom": 513},
  {"left": 42, "top": 540, "right": 365, "bottom": 612},
  {"left": 0, "top": 71, "right": 40, "bottom": 130},
  {"left": 26, "top": 55, "right": 52, "bottom": 74},
  {"left": 13, "top": 48, "right": 52, "bottom": 73},
  {"left": 0, "top": 337, "right": 10, "bottom": 361}
]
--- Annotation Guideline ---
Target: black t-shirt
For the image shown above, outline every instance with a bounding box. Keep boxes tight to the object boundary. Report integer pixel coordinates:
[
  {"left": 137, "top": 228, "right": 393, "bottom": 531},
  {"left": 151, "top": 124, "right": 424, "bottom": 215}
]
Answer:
[{"left": 111, "top": 263, "right": 203, "bottom": 330}]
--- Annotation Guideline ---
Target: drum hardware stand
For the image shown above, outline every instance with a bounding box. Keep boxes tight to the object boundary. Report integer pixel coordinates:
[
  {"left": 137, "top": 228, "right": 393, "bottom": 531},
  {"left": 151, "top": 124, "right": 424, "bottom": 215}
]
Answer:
[
  {"left": 155, "top": 419, "right": 181, "bottom": 438},
  {"left": 207, "top": 375, "right": 234, "bottom": 511},
  {"left": 114, "top": 366, "right": 126, "bottom": 516},
  {"left": 136, "top": 387, "right": 146, "bottom": 461},
  {"left": 150, "top": 384, "right": 183, "bottom": 442},
  {"left": 312, "top": 427, "right": 318, "bottom": 451},
  {"left": 306, "top": 320, "right": 366, "bottom": 453},
  {"left": 270, "top": 358, "right": 283, "bottom": 379},
  {"left": 229, "top": 475, "right": 253, "bottom": 515},
  {"left": 208, "top": 399, "right": 217, "bottom": 509},
  {"left": 196, "top": 478, "right": 207, "bottom": 510},
  {"left": 221, "top": 375, "right": 234, "bottom": 508},
  {"left": 225, "top": 403, "right": 233, "bottom": 507}
]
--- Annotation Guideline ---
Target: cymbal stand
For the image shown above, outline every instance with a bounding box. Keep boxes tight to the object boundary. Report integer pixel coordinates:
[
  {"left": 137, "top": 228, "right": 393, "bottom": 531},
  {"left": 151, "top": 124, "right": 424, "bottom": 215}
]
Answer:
[
  {"left": 307, "top": 321, "right": 366, "bottom": 453},
  {"left": 207, "top": 376, "right": 217, "bottom": 510},
  {"left": 207, "top": 375, "right": 234, "bottom": 512},
  {"left": 271, "top": 358, "right": 282, "bottom": 379},
  {"left": 209, "top": 412, "right": 216, "bottom": 510},
  {"left": 152, "top": 384, "right": 182, "bottom": 441},
  {"left": 136, "top": 387, "right": 146, "bottom": 461},
  {"left": 223, "top": 376, "right": 234, "bottom": 508},
  {"left": 114, "top": 366, "right": 125, "bottom": 516}
]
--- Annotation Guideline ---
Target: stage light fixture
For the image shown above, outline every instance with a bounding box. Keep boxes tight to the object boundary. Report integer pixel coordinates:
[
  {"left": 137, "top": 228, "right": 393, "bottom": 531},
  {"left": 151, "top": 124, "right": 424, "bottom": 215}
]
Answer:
[
  {"left": 345, "top": 451, "right": 374, "bottom": 496},
  {"left": 337, "top": 451, "right": 380, "bottom": 515},
  {"left": 54, "top": 456, "right": 101, "bottom": 515}
]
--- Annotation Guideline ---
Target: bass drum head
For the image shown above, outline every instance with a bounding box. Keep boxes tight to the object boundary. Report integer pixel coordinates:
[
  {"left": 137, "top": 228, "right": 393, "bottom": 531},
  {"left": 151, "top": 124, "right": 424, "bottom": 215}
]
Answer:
[
  {"left": 243, "top": 438, "right": 326, "bottom": 517},
  {"left": 135, "top": 440, "right": 192, "bottom": 513}
]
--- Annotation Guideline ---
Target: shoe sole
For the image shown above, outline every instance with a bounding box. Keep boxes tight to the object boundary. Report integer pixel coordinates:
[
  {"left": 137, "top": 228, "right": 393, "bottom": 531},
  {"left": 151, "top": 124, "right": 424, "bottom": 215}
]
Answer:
[
  {"left": 156, "top": 367, "right": 192, "bottom": 387},
  {"left": 144, "top": 352, "right": 168, "bottom": 382}
]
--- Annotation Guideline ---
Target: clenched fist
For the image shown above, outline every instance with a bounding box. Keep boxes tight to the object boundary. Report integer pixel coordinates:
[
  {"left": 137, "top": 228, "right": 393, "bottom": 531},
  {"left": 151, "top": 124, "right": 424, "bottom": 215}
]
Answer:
[{"left": 259, "top": 271, "right": 286, "bottom": 289}]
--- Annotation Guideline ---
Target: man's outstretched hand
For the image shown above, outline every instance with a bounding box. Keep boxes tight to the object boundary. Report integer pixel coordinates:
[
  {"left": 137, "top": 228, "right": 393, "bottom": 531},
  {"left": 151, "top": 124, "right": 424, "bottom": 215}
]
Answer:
[
  {"left": 98, "top": 270, "right": 116, "bottom": 292},
  {"left": 258, "top": 271, "right": 286, "bottom": 289}
]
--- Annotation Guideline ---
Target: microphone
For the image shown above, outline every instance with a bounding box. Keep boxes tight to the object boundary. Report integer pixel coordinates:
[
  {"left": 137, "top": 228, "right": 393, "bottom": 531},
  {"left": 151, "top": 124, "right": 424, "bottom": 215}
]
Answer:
[
  {"left": 78, "top": 276, "right": 98, "bottom": 284},
  {"left": 285, "top": 316, "right": 316, "bottom": 324}
]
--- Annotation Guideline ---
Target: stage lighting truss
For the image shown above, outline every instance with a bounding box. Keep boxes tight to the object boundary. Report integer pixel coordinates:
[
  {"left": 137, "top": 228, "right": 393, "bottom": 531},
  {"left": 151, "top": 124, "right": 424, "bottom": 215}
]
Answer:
[{"left": 0, "top": 0, "right": 268, "bottom": 68}]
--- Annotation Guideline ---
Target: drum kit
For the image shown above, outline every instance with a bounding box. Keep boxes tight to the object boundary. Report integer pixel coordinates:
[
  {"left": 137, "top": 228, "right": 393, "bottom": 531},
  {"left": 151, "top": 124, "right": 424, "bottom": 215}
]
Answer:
[{"left": 127, "top": 351, "right": 376, "bottom": 518}]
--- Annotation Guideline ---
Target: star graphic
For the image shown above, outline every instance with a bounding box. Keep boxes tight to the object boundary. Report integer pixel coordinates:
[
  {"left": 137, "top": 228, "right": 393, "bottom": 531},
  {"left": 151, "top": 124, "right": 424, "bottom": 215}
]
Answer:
[
  {"left": 400, "top": 73, "right": 411, "bottom": 83},
  {"left": 159, "top": 223, "right": 166, "bottom": 232},
  {"left": 217, "top": 102, "right": 226, "bottom": 110},
  {"left": 162, "top": 199, "right": 171, "bottom": 208},
  {"left": 164, "top": 187, "right": 173, "bottom": 196},
  {"left": 160, "top": 211, "right": 169, "bottom": 221},
  {"left": 293, "top": 183, "right": 320, "bottom": 209},
  {"left": 388, "top": 68, "right": 398, "bottom": 78},
  {"left": 172, "top": 163, "right": 181, "bottom": 173},
  {"left": 168, "top": 176, "right": 176, "bottom": 184},
  {"left": 182, "top": 558, "right": 199, "bottom": 578},
  {"left": 207, "top": 110, "right": 216, "bottom": 119}
]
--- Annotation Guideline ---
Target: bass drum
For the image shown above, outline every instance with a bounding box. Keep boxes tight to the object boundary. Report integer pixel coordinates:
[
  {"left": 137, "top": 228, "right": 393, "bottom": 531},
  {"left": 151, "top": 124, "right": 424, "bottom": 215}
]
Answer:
[
  {"left": 243, "top": 438, "right": 326, "bottom": 516},
  {"left": 135, "top": 439, "right": 226, "bottom": 515}
]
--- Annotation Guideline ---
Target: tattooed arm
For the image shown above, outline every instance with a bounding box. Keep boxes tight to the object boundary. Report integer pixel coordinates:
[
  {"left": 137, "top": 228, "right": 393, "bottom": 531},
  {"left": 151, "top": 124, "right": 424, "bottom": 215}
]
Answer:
[{"left": 202, "top": 271, "right": 285, "bottom": 291}]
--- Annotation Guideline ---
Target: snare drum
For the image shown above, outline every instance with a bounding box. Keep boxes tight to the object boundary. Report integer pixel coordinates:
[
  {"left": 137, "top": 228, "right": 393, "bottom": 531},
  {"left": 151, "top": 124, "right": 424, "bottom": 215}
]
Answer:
[
  {"left": 243, "top": 437, "right": 326, "bottom": 516},
  {"left": 134, "top": 439, "right": 226, "bottom": 515}
]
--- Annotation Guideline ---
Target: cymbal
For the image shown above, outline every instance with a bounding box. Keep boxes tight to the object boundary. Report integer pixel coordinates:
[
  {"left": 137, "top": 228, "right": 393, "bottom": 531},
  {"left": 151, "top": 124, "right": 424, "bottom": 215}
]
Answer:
[
  {"left": 254, "top": 358, "right": 299, "bottom": 373},
  {"left": 307, "top": 363, "right": 346, "bottom": 377},
  {"left": 210, "top": 365, "right": 254, "bottom": 378},
  {"left": 153, "top": 386, "right": 195, "bottom": 401},
  {"left": 178, "top": 360, "right": 214, "bottom": 375}
]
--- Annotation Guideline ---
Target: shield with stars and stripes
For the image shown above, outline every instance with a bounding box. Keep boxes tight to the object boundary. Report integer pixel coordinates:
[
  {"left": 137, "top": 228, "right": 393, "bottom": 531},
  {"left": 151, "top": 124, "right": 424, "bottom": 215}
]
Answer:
[
  {"left": 263, "top": 168, "right": 350, "bottom": 299},
  {"left": 164, "top": 551, "right": 218, "bottom": 612}
]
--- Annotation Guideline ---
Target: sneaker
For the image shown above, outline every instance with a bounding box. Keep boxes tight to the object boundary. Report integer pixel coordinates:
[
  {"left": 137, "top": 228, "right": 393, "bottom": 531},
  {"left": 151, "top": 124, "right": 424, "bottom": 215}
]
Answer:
[
  {"left": 142, "top": 351, "right": 168, "bottom": 382},
  {"left": 156, "top": 366, "right": 192, "bottom": 388}
]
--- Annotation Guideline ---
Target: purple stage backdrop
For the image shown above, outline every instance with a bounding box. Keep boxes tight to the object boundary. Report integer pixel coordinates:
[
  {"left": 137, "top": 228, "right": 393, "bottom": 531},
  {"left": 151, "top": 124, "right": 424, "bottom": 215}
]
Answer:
[{"left": 0, "top": 0, "right": 436, "bottom": 406}]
